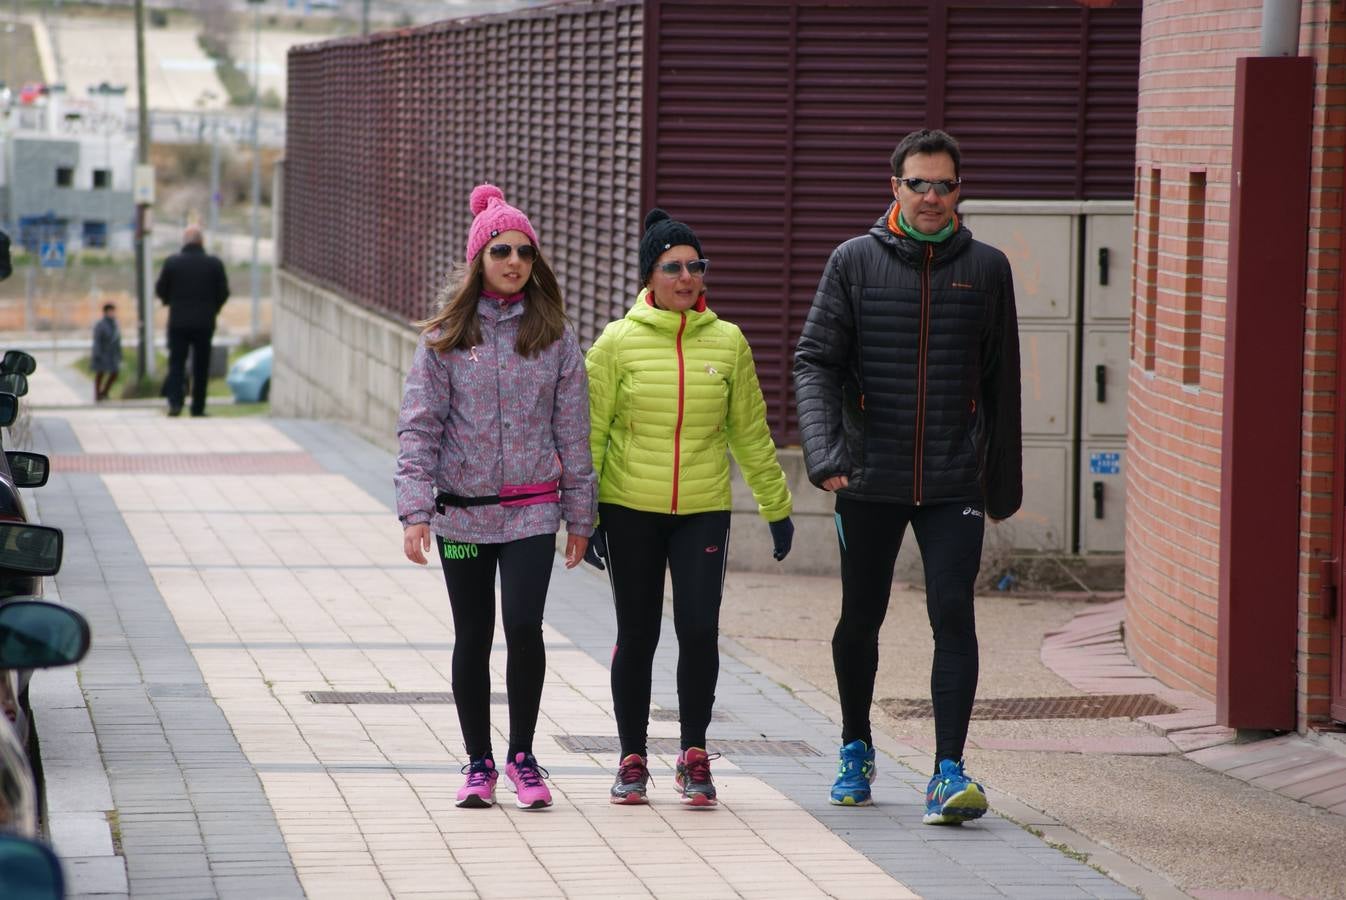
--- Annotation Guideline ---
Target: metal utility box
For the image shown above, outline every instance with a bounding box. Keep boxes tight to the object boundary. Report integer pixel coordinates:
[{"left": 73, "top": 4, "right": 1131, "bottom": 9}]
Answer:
[
  {"left": 1083, "top": 202, "right": 1136, "bottom": 323},
  {"left": 1020, "top": 326, "right": 1077, "bottom": 437},
  {"left": 1081, "top": 326, "right": 1129, "bottom": 439},
  {"left": 959, "top": 207, "right": 1078, "bottom": 322},
  {"left": 1080, "top": 442, "right": 1127, "bottom": 553},
  {"left": 1009, "top": 440, "right": 1075, "bottom": 553}
]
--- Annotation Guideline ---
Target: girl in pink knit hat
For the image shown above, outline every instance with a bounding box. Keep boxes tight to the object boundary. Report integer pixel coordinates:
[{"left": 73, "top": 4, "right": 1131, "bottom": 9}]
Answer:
[{"left": 395, "top": 184, "right": 597, "bottom": 810}]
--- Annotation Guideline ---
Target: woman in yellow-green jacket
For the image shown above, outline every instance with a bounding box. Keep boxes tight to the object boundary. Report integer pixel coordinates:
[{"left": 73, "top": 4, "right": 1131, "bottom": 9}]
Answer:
[{"left": 584, "top": 208, "right": 794, "bottom": 808}]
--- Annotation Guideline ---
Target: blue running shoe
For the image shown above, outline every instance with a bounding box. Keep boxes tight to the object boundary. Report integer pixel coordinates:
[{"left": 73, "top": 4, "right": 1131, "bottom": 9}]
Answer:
[
  {"left": 923, "top": 758, "right": 988, "bottom": 825},
  {"left": 829, "top": 739, "right": 877, "bottom": 806}
]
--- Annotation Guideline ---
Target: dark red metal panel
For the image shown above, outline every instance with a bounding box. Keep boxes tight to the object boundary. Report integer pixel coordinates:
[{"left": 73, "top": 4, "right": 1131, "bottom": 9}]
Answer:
[
  {"left": 1216, "top": 56, "right": 1313, "bottom": 731},
  {"left": 645, "top": 0, "right": 1141, "bottom": 442}
]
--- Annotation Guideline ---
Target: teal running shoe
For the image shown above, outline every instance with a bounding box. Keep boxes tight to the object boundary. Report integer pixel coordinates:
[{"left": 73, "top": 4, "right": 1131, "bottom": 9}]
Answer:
[
  {"left": 829, "top": 739, "right": 877, "bottom": 806},
  {"left": 923, "top": 758, "right": 988, "bottom": 825}
]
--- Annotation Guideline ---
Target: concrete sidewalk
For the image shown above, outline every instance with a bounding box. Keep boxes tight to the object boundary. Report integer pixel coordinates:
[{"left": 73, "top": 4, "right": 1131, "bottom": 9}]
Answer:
[{"left": 22, "top": 402, "right": 1148, "bottom": 900}]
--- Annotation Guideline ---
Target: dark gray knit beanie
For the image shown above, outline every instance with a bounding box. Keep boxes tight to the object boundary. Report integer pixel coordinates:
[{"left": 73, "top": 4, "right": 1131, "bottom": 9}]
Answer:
[{"left": 639, "top": 208, "right": 703, "bottom": 285}]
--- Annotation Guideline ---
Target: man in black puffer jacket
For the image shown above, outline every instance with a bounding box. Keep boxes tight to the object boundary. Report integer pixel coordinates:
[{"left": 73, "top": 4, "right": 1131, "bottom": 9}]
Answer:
[
  {"left": 156, "top": 225, "right": 229, "bottom": 416},
  {"left": 794, "top": 128, "right": 1021, "bottom": 826}
]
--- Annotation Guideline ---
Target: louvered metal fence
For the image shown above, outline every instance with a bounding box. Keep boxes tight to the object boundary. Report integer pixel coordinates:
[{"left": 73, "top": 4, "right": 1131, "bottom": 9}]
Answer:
[{"left": 283, "top": 0, "right": 1140, "bottom": 444}]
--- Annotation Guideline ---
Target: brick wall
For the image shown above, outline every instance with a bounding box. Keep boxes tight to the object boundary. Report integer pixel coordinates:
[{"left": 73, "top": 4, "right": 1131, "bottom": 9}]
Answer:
[{"left": 1127, "top": 0, "right": 1344, "bottom": 727}]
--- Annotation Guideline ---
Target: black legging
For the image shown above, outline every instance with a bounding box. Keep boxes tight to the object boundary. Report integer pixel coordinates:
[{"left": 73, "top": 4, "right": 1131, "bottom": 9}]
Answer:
[
  {"left": 600, "top": 502, "right": 731, "bottom": 756},
  {"left": 436, "top": 533, "right": 555, "bottom": 761},
  {"left": 832, "top": 495, "right": 985, "bottom": 765}
]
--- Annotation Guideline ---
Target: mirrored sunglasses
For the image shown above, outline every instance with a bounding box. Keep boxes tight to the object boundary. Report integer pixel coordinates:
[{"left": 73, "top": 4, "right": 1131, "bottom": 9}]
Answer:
[
  {"left": 656, "top": 258, "right": 710, "bottom": 278},
  {"left": 487, "top": 243, "right": 538, "bottom": 261},
  {"left": 898, "top": 177, "right": 962, "bottom": 196}
]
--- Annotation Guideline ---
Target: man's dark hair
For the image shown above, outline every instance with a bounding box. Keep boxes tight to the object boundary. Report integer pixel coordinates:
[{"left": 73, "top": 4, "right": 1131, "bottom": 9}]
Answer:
[
  {"left": 890, "top": 129, "right": 962, "bottom": 178},
  {"left": 102, "top": 303, "right": 116, "bottom": 313}
]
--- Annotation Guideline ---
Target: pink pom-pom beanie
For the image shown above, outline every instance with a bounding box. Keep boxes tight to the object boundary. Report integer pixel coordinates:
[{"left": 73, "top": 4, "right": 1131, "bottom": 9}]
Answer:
[{"left": 465, "top": 184, "right": 540, "bottom": 263}]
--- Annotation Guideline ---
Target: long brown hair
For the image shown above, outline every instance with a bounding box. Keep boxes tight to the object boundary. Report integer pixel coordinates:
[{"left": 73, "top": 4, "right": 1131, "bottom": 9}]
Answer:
[{"left": 417, "top": 249, "right": 569, "bottom": 358}]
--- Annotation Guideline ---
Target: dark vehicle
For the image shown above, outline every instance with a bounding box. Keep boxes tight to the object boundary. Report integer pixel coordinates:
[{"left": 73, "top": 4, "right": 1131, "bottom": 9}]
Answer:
[
  {"left": 0, "top": 351, "right": 35, "bottom": 376},
  {"left": 0, "top": 598, "right": 91, "bottom": 842},
  {"left": 0, "top": 524, "right": 65, "bottom": 748}
]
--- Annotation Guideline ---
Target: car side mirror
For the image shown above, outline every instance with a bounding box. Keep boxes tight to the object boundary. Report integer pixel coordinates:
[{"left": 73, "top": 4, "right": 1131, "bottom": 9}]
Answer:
[
  {"left": 0, "top": 599, "right": 91, "bottom": 669},
  {"left": 0, "top": 394, "right": 14, "bottom": 428},
  {"left": 0, "top": 834, "right": 65, "bottom": 899},
  {"left": 4, "top": 452, "right": 49, "bottom": 488},
  {"left": 0, "top": 373, "right": 27, "bottom": 398},
  {"left": 0, "top": 350, "right": 36, "bottom": 377},
  {"left": 0, "top": 523, "right": 62, "bottom": 576}
]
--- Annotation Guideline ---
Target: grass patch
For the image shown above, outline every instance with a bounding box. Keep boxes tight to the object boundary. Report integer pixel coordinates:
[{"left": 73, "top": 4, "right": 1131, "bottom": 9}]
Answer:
[{"left": 72, "top": 342, "right": 260, "bottom": 401}]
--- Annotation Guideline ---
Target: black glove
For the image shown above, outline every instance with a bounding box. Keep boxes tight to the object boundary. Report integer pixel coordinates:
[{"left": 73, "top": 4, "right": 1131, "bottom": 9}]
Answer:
[
  {"left": 583, "top": 527, "right": 608, "bottom": 570},
  {"left": 768, "top": 517, "right": 794, "bottom": 561}
]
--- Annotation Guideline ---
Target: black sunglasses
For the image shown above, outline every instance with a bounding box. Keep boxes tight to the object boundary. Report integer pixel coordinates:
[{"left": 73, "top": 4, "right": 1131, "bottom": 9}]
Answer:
[
  {"left": 487, "top": 243, "right": 538, "bottom": 261},
  {"left": 656, "top": 259, "right": 710, "bottom": 278},
  {"left": 897, "top": 177, "right": 962, "bottom": 196}
]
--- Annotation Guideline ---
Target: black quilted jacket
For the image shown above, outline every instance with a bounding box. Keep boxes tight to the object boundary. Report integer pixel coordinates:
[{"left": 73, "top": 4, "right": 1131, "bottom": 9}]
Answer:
[{"left": 793, "top": 206, "right": 1022, "bottom": 519}]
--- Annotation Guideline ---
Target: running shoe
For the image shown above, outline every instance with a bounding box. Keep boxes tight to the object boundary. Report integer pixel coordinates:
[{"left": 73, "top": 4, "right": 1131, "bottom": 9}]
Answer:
[
  {"left": 505, "top": 751, "right": 553, "bottom": 809},
  {"left": 455, "top": 757, "right": 498, "bottom": 808},
  {"left": 673, "top": 747, "right": 720, "bottom": 807},
  {"left": 610, "top": 753, "right": 652, "bottom": 805},
  {"left": 923, "top": 758, "right": 988, "bottom": 825},
  {"left": 829, "top": 739, "right": 876, "bottom": 806}
]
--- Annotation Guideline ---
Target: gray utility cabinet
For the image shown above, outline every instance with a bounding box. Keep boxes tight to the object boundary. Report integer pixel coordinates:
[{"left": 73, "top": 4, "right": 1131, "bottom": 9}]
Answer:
[{"left": 959, "top": 200, "right": 1132, "bottom": 554}]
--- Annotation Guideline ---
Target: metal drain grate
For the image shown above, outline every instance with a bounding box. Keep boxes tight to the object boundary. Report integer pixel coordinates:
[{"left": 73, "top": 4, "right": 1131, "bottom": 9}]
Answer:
[
  {"left": 649, "top": 709, "right": 730, "bottom": 722},
  {"left": 878, "top": 694, "right": 1180, "bottom": 721},
  {"left": 305, "top": 691, "right": 509, "bottom": 704},
  {"left": 554, "top": 735, "right": 820, "bottom": 757}
]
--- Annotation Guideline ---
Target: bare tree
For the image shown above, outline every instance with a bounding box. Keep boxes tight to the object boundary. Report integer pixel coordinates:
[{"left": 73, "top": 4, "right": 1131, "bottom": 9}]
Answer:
[{"left": 199, "top": 0, "right": 237, "bottom": 60}]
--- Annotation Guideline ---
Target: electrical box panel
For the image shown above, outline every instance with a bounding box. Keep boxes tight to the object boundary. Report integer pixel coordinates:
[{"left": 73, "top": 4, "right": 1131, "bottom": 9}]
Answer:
[
  {"left": 1080, "top": 441, "right": 1127, "bottom": 554},
  {"left": 1083, "top": 205, "right": 1135, "bottom": 322},
  {"left": 1020, "top": 327, "right": 1076, "bottom": 437},
  {"left": 1081, "top": 326, "right": 1130, "bottom": 439},
  {"left": 1003, "top": 440, "right": 1073, "bottom": 554},
  {"left": 959, "top": 205, "right": 1078, "bottom": 322}
]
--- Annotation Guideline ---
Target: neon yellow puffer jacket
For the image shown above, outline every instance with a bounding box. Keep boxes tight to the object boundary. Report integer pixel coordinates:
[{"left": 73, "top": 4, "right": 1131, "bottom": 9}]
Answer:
[{"left": 586, "top": 290, "right": 792, "bottom": 521}]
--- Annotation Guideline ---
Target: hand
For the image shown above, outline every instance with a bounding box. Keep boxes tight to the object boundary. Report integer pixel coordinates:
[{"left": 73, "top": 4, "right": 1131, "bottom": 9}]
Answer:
[
  {"left": 821, "top": 475, "right": 849, "bottom": 492},
  {"left": 564, "top": 534, "right": 588, "bottom": 569},
  {"left": 768, "top": 517, "right": 794, "bottom": 561},
  {"left": 403, "top": 524, "right": 431, "bottom": 565},
  {"left": 583, "top": 528, "right": 608, "bottom": 570}
]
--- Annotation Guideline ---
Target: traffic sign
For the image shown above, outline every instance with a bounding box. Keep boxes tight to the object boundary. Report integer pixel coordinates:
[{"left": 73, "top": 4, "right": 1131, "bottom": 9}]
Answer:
[{"left": 39, "top": 241, "right": 66, "bottom": 269}]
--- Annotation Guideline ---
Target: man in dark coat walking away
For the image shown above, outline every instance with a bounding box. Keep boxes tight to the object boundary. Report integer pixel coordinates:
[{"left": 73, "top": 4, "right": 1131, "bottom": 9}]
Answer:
[
  {"left": 794, "top": 128, "right": 1022, "bottom": 826},
  {"left": 0, "top": 229, "right": 12, "bottom": 281},
  {"left": 156, "top": 224, "right": 229, "bottom": 416}
]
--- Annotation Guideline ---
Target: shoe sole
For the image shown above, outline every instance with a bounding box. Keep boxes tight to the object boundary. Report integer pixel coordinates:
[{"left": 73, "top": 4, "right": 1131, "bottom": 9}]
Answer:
[
  {"left": 829, "top": 793, "right": 873, "bottom": 806},
  {"left": 679, "top": 793, "right": 716, "bottom": 807},
  {"left": 610, "top": 792, "right": 648, "bottom": 805},
  {"left": 922, "top": 786, "right": 988, "bottom": 825},
  {"left": 455, "top": 795, "right": 495, "bottom": 809},
  {"left": 515, "top": 797, "right": 552, "bottom": 810}
]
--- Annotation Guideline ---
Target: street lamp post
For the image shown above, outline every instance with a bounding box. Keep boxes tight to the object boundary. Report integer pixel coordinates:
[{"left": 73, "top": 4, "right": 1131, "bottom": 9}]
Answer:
[{"left": 248, "top": 0, "right": 264, "bottom": 340}]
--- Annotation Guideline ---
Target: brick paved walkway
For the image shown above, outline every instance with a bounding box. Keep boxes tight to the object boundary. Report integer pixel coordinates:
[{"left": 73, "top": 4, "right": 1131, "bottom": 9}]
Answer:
[{"left": 28, "top": 408, "right": 1141, "bottom": 899}]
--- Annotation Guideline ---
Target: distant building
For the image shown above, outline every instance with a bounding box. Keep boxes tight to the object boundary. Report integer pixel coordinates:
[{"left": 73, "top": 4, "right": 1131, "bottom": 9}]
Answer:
[{"left": 1, "top": 83, "right": 135, "bottom": 253}]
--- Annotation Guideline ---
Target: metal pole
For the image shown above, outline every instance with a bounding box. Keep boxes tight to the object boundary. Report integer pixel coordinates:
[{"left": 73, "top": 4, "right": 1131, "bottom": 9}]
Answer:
[
  {"left": 209, "top": 120, "right": 221, "bottom": 236},
  {"left": 362, "top": 0, "right": 369, "bottom": 36},
  {"left": 133, "top": 0, "right": 151, "bottom": 381},
  {"left": 250, "top": 0, "right": 262, "bottom": 339},
  {"left": 1260, "top": 0, "right": 1302, "bottom": 56}
]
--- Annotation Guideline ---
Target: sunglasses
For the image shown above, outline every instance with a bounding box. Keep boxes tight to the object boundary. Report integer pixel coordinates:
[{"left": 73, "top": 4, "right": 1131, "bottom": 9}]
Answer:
[
  {"left": 487, "top": 243, "right": 538, "bottom": 261},
  {"left": 897, "top": 177, "right": 962, "bottom": 196},
  {"left": 656, "top": 258, "right": 710, "bottom": 278}
]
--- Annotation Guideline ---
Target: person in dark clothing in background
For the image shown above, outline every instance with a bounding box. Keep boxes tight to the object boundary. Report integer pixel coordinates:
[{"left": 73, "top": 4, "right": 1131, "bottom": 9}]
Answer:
[
  {"left": 0, "top": 229, "right": 12, "bottom": 281},
  {"left": 91, "top": 303, "right": 122, "bottom": 402},
  {"left": 155, "top": 225, "right": 229, "bottom": 416},
  {"left": 793, "top": 128, "right": 1022, "bottom": 825}
]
